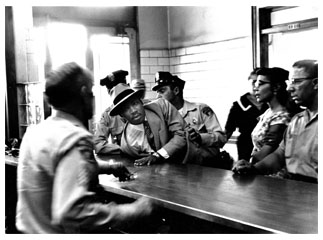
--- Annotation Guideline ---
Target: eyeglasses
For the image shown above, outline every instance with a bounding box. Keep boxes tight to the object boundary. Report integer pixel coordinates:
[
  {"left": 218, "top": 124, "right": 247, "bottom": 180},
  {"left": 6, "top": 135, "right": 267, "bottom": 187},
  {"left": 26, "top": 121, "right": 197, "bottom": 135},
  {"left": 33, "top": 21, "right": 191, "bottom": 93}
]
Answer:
[
  {"left": 254, "top": 80, "right": 270, "bottom": 88},
  {"left": 287, "top": 77, "right": 316, "bottom": 85}
]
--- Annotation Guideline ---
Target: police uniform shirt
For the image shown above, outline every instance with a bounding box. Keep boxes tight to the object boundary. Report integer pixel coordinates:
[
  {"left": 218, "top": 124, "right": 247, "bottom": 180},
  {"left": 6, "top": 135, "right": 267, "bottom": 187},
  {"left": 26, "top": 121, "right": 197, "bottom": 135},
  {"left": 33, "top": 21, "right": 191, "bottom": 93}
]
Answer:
[
  {"left": 94, "top": 105, "right": 125, "bottom": 154},
  {"left": 180, "top": 100, "right": 226, "bottom": 147}
]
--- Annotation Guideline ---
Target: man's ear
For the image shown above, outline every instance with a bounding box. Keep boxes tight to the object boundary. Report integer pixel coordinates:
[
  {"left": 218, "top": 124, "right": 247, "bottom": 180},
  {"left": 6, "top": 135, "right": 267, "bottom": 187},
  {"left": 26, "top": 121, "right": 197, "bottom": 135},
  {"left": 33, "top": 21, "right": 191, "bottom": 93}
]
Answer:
[
  {"left": 80, "top": 86, "right": 86, "bottom": 95},
  {"left": 79, "top": 86, "right": 89, "bottom": 103},
  {"left": 174, "top": 86, "right": 180, "bottom": 95},
  {"left": 312, "top": 78, "right": 318, "bottom": 90},
  {"left": 80, "top": 85, "right": 88, "bottom": 97}
]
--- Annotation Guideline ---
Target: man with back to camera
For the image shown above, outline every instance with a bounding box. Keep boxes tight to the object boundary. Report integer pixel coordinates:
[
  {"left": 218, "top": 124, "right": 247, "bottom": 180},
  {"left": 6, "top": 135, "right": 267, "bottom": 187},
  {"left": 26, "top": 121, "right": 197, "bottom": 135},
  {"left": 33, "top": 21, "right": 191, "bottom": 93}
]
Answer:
[
  {"left": 109, "top": 83, "right": 187, "bottom": 166},
  {"left": 232, "top": 60, "right": 318, "bottom": 183},
  {"left": 16, "top": 62, "right": 155, "bottom": 233},
  {"left": 94, "top": 70, "right": 129, "bottom": 155},
  {"left": 152, "top": 71, "right": 227, "bottom": 167}
]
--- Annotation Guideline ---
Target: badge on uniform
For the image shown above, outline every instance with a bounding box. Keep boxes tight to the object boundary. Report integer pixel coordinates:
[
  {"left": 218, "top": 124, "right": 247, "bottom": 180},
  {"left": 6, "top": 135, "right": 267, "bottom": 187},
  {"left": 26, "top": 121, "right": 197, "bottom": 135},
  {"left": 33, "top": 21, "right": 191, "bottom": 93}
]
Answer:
[{"left": 202, "top": 106, "right": 214, "bottom": 117}]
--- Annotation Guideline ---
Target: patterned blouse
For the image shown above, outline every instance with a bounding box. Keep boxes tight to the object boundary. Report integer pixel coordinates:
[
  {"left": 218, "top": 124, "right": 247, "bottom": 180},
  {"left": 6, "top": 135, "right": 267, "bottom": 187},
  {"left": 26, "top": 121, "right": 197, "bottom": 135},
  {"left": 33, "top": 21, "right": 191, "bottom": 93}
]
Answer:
[{"left": 251, "top": 108, "right": 291, "bottom": 155}]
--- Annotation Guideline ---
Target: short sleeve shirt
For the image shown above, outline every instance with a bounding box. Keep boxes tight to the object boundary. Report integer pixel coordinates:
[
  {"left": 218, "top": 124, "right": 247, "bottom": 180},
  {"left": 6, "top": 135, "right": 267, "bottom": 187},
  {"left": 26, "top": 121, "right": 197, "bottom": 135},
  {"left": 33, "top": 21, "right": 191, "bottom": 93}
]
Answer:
[{"left": 280, "top": 110, "right": 318, "bottom": 178}]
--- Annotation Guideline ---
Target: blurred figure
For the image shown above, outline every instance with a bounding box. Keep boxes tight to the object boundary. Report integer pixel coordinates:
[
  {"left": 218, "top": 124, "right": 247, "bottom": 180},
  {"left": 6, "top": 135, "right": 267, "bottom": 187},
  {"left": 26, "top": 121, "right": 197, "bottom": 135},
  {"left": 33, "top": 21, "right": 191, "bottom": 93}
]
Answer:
[
  {"left": 109, "top": 83, "right": 187, "bottom": 166},
  {"left": 94, "top": 70, "right": 128, "bottom": 154},
  {"left": 130, "top": 78, "right": 146, "bottom": 100},
  {"left": 224, "top": 68, "right": 268, "bottom": 160},
  {"left": 153, "top": 71, "right": 227, "bottom": 167},
  {"left": 232, "top": 60, "right": 318, "bottom": 184},
  {"left": 250, "top": 67, "right": 291, "bottom": 164},
  {"left": 16, "top": 63, "right": 155, "bottom": 233}
]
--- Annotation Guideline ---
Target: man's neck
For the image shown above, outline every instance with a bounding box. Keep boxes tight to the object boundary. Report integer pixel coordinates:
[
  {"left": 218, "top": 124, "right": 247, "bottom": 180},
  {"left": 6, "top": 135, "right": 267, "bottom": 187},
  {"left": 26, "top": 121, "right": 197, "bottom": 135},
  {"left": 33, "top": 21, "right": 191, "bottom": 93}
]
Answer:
[
  {"left": 307, "top": 95, "right": 318, "bottom": 118},
  {"left": 172, "top": 98, "right": 184, "bottom": 110}
]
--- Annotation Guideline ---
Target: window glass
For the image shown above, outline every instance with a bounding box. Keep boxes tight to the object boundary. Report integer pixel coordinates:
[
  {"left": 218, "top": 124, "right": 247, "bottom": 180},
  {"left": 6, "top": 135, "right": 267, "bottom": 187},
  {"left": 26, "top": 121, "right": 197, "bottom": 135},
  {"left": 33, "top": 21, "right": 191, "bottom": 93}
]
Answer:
[
  {"left": 90, "top": 34, "right": 130, "bottom": 123},
  {"left": 268, "top": 27, "right": 318, "bottom": 71}
]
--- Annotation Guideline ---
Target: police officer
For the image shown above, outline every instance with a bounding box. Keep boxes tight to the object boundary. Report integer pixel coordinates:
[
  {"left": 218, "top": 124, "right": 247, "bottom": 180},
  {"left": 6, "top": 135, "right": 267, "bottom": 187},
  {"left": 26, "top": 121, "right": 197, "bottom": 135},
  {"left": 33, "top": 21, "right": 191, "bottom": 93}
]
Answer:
[
  {"left": 94, "top": 70, "right": 129, "bottom": 154},
  {"left": 152, "top": 71, "right": 227, "bottom": 167}
]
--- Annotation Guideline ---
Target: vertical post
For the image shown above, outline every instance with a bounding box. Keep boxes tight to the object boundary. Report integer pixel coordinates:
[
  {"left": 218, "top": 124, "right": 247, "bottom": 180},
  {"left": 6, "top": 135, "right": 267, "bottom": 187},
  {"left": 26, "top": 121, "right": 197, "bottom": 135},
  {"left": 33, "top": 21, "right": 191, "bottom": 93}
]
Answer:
[
  {"left": 5, "top": 6, "right": 19, "bottom": 139},
  {"left": 258, "top": 8, "right": 271, "bottom": 67},
  {"left": 12, "top": 6, "right": 42, "bottom": 138},
  {"left": 251, "top": 6, "right": 259, "bottom": 69}
]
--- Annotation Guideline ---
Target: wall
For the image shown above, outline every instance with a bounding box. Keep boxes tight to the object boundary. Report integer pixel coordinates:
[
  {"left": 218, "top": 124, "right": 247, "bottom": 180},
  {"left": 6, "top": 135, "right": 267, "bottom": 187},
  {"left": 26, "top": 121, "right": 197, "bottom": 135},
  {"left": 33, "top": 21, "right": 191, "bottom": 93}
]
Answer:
[
  {"left": 138, "top": 6, "right": 253, "bottom": 127},
  {"left": 169, "top": 6, "right": 251, "bottom": 48},
  {"left": 137, "top": 7, "right": 169, "bottom": 49},
  {"left": 137, "top": 7, "right": 170, "bottom": 99}
]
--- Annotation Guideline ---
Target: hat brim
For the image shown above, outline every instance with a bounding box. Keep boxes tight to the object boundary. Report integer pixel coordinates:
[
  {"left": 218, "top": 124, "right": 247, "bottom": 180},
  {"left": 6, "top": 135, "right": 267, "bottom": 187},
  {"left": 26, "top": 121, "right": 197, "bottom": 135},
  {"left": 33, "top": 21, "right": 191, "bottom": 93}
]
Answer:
[
  {"left": 110, "top": 90, "right": 143, "bottom": 116},
  {"left": 152, "top": 83, "right": 164, "bottom": 91}
]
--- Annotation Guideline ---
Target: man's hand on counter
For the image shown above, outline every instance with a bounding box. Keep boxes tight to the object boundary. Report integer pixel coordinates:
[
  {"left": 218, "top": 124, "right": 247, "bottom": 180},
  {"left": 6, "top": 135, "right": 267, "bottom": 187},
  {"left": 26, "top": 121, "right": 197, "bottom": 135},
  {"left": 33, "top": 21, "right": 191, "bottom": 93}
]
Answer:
[{"left": 98, "top": 159, "right": 133, "bottom": 181}]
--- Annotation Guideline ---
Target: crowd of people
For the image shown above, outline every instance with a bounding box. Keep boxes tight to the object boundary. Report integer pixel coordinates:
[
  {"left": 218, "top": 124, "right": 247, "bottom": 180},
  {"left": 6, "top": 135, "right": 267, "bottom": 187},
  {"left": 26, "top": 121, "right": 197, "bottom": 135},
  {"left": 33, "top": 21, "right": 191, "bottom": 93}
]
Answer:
[{"left": 15, "top": 59, "right": 318, "bottom": 233}]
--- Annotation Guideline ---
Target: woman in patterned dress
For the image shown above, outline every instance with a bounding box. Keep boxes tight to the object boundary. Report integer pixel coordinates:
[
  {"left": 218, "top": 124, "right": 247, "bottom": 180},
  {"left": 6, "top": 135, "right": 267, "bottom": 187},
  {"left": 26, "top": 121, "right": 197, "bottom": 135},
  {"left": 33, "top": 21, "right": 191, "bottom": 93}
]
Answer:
[{"left": 249, "top": 67, "right": 291, "bottom": 165}]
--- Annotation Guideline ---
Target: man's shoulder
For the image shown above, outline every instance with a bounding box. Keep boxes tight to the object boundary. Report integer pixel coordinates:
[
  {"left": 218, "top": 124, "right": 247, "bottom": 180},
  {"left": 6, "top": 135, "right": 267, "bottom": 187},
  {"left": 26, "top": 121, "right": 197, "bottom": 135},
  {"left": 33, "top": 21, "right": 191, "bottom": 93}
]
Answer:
[
  {"left": 185, "top": 101, "right": 214, "bottom": 116},
  {"left": 289, "top": 108, "right": 317, "bottom": 124},
  {"left": 291, "top": 109, "right": 307, "bottom": 119},
  {"left": 23, "top": 117, "right": 92, "bottom": 153},
  {"left": 101, "top": 105, "right": 114, "bottom": 115},
  {"left": 144, "top": 98, "right": 169, "bottom": 108},
  {"left": 48, "top": 116, "right": 91, "bottom": 138}
]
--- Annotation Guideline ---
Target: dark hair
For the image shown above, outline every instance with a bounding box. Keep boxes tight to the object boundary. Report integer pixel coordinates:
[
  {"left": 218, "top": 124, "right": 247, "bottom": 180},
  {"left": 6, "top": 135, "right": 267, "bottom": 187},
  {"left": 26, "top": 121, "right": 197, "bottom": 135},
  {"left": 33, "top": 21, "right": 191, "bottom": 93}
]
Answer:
[
  {"left": 45, "top": 62, "right": 92, "bottom": 108},
  {"left": 248, "top": 67, "right": 261, "bottom": 81},
  {"left": 256, "top": 67, "right": 289, "bottom": 106},
  {"left": 249, "top": 67, "right": 261, "bottom": 76},
  {"left": 169, "top": 83, "right": 184, "bottom": 97},
  {"left": 292, "top": 59, "right": 318, "bottom": 79}
]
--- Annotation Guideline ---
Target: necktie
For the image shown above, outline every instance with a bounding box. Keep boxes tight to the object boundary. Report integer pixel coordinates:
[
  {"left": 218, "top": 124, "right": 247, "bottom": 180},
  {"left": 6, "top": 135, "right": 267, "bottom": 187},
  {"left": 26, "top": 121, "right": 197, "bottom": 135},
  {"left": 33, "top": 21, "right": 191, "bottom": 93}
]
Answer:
[{"left": 143, "top": 121, "right": 156, "bottom": 151}]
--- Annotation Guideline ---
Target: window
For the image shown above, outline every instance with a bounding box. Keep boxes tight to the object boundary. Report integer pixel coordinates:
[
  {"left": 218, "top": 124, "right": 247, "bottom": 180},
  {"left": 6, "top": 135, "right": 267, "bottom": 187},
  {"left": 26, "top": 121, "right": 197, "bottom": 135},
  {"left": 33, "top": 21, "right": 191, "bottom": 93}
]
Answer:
[
  {"left": 90, "top": 34, "right": 130, "bottom": 123},
  {"left": 33, "top": 23, "right": 132, "bottom": 133},
  {"left": 268, "top": 27, "right": 318, "bottom": 70},
  {"left": 255, "top": 6, "right": 318, "bottom": 68}
]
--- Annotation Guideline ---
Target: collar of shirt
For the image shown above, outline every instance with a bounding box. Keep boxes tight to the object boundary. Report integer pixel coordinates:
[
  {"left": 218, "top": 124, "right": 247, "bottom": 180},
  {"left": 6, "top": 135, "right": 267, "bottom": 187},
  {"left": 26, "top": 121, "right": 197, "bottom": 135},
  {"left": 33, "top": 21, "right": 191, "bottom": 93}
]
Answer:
[
  {"left": 181, "top": 100, "right": 198, "bottom": 118},
  {"left": 125, "top": 118, "right": 153, "bottom": 154},
  {"left": 300, "top": 109, "right": 318, "bottom": 126},
  {"left": 51, "top": 109, "right": 86, "bottom": 129}
]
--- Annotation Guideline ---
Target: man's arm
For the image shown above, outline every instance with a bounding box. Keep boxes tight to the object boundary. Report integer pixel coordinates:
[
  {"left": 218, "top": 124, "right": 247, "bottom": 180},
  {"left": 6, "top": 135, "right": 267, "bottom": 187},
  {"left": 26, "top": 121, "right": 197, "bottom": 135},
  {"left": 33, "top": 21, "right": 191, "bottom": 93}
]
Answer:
[
  {"left": 254, "top": 146, "right": 286, "bottom": 175},
  {"left": 93, "top": 111, "right": 121, "bottom": 155},
  {"left": 232, "top": 146, "right": 285, "bottom": 175},
  {"left": 52, "top": 137, "right": 153, "bottom": 232},
  {"left": 97, "top": 158, "right": 132, "bottom": 181},
  {"left": 157, "top": 99, "right": 187, "bottom": 158},
  {"left": 199, "top": 104, "right": 227, "bottom": 148}
]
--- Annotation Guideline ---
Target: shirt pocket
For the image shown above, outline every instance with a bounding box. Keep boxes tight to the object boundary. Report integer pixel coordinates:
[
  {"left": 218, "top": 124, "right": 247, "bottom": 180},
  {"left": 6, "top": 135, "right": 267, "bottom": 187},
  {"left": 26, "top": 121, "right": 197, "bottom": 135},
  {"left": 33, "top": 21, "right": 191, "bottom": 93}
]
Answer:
[{"left": 284, "top": 131, "right": 298, "bottom": 158}]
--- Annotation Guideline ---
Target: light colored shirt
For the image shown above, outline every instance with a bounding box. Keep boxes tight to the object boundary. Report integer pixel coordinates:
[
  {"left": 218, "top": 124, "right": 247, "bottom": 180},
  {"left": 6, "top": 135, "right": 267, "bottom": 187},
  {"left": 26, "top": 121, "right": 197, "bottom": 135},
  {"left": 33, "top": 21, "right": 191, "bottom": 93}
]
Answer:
[
  {"left": 16, "top": 110, "right": 127, "bottom": 233},
  {"left": 280, "top": 109, "right": 318, "bottom": 178},
  {"left": 124, "top": 120, "right": 169, "bottom": 159},
  {"left": 181, "top": 100, "right": 226, "bottom": 148},
  {"left": 125, "top": 122, "right": 153, "bottom": 154},
  {"left": 94, "top": 105, "right": 125, "bottom": 154}
]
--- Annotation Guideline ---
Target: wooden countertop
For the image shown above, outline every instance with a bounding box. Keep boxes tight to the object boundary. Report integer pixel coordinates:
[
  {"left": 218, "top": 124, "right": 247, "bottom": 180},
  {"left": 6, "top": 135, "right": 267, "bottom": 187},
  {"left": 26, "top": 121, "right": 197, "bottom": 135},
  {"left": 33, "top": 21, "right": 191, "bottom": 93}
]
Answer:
[{"left": 98, "top": 154, "right": 318, "bottom": 233}]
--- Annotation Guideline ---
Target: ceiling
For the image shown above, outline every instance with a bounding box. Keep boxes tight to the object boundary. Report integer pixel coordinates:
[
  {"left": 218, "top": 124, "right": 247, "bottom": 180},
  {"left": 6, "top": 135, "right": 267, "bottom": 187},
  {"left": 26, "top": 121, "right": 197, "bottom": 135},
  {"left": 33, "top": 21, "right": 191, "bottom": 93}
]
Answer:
[{"left": 32, "top": 6, "right": 136, "bottom": 27}]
